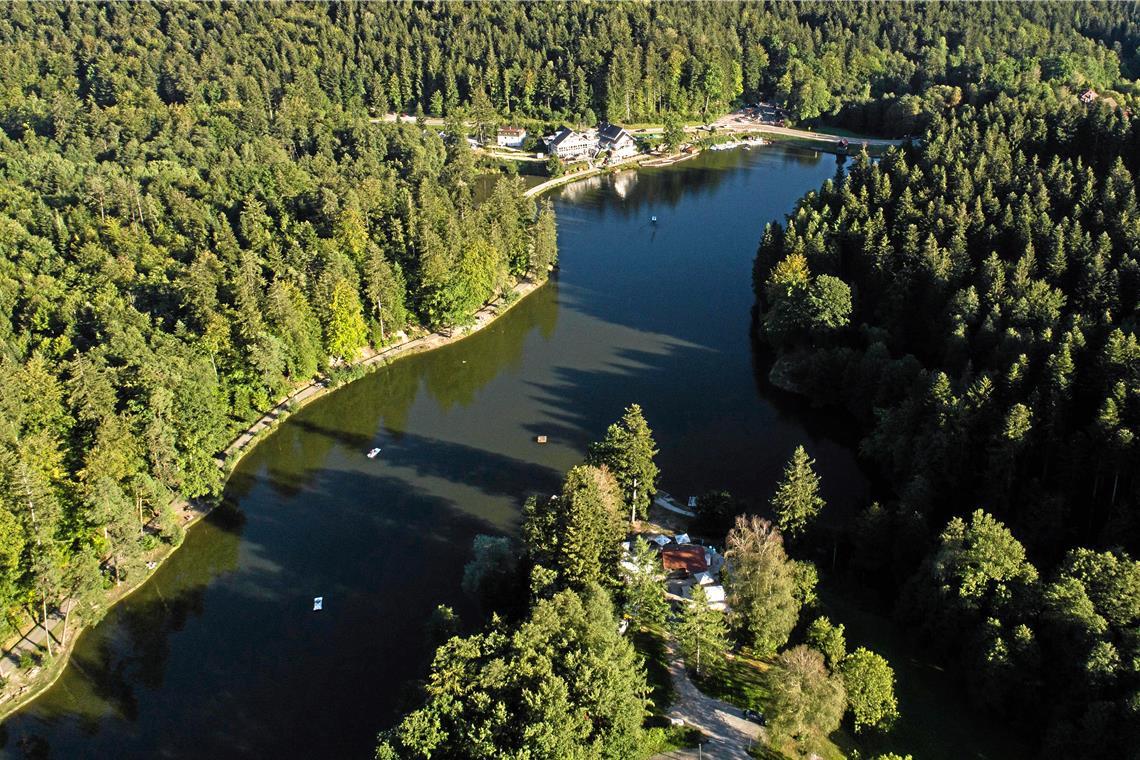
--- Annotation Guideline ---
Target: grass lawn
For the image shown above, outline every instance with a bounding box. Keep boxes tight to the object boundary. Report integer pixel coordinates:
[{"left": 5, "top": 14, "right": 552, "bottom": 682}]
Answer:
[
  {"left": 632, "top": 625, "right": 675, "bottom": 715},
  {"left": 693, "top": 649, "right": 772, "bottom": 710},
  {"left": 638, "top": 725, "right": 705, "bottom": 758}
]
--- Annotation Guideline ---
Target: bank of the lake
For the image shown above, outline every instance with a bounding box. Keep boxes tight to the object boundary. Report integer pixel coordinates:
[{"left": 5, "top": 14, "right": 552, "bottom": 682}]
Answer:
[
  {"left": 0, "top": 134, "right": 659, "bottom": 721},
  {"left": 0, "top": 146, "right": 1024, "bottom": 760}
]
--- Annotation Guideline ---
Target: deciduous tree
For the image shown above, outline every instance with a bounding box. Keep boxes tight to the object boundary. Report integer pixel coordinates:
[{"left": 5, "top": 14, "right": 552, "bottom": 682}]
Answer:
[{"left": 725, "top": 515, "right": 801, "bottom": 654}]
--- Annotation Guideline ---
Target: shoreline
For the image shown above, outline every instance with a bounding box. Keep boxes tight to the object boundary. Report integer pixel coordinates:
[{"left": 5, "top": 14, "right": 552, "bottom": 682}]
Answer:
[
  {"left": 0, "top": 137, "right": 813, "bottom": 720},
  {"left": 0, "top": 273, "right": 550, "bottom": 720}
]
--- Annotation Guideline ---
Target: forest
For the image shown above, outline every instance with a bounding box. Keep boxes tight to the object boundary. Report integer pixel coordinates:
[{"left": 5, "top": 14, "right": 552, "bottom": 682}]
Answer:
[
  {"left": 754, "top": 86, "right": 1140, "bottom": 758},
  {"left": 0, "top": 2, "right": 556, "bottom": 646},
  {"left": 0, "top": 1, "right": 1137, "bottom": 756}
]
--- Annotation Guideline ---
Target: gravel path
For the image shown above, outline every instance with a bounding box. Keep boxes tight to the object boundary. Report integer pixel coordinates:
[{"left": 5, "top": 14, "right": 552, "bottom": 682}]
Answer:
[{"left": 655, "top": 643, "right": 764, "bottom": 760}]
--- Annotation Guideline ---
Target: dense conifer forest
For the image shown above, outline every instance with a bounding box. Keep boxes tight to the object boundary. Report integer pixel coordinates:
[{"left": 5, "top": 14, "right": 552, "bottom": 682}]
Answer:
[
  {"left": 754, "top": 66, "right": 1140, "bottom": 760},
  {"left": 0, "top": 1, "right": 1138, "bottom": 757}
]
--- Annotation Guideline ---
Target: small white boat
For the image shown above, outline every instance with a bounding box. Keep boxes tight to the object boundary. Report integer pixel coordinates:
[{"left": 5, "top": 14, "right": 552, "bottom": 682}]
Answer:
[
  {"left": 651, "top": 215, "right": 657, "bottom": 223},
  {"left": 367, "top": 447, "right": 382, "bottom": 459},
  {"left": 313, "top": 596, "right": 323, "bottom": 611}
]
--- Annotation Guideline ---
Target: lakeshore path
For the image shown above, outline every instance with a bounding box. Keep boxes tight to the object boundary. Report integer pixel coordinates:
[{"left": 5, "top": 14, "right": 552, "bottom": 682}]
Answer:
[
  {"left": 0, "top": 274, "right": 543, "bottom": 717},
  {"left": 0, "top": 601, "right": 71, "bottom": 684},
  {"left": 220, "top": 275, "right": 542, "bottom": 465},
  {"left": 653, "top": 642, "right": 764, "bottom": 760}
]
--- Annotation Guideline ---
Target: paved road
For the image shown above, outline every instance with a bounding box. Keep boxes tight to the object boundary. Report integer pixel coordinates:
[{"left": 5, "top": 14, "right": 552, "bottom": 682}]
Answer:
[
  {"left": 654, "top": 643, "right": 764, "bottom": 760},
  {"left": 371, "top": 110, "right": 905, "bottom": 150}
]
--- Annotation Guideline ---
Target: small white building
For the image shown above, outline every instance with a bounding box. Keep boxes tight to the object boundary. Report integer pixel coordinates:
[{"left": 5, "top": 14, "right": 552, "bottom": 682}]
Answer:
[
  {"left": 693, "top": 571, "right": 715, "bottom": 586},
  {"left": 684, "top": 582, "right": 728, "bottom": 611},
  {"left": 598, "top": 122, "right": 639, "bottom": 160},
  {"left": 704, "top": 585, "right": 726, "bottom": 605},
  {"left": 497, "top": 126, "right": 527, "bottom": 148}
]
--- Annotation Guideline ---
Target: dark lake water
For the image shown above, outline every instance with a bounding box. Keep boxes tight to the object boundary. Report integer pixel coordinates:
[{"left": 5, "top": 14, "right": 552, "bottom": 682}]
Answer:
[{"left": 0, "top": 146, "right": 946, "bottom": 758}]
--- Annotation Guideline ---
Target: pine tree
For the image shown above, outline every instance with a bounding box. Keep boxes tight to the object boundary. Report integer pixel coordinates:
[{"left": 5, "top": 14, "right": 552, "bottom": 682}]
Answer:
[
  {"left": 586, "top": 404, "right": 659, "bottom": 522},
  {"left": 673, "top": 584, "right": 729, "bottom": 677},
  {"left": 324, "top": 279, "right": 369, "bottom": 362},
  {"left": 771, "top": 445, "right": 825, "bottom": 538},
  {"left": 559, "top": 465, "right": 624, "bottom": 589},
  {"left": 621, "top": 537, "right": 668, "bottom": 630},
  {"left": 363, "top": 245, "right": 408, "bottom": 344},
  {"left": 530, "top": 199, "right": 558, "bottom": 276},
  {"left": 523, "top": 466, "right": 625, "bottom": 591}
]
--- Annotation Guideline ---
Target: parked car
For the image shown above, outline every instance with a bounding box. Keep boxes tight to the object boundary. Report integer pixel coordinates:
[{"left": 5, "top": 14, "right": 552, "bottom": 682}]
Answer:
[{"left": 743, "top": 708, "right": 764, "bottom": 724}]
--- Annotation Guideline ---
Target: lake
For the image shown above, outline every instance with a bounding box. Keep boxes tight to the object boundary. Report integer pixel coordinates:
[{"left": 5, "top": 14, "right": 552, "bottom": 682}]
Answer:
[{"left": 0, "top": 146, "right": 1016, "bottom": 759}]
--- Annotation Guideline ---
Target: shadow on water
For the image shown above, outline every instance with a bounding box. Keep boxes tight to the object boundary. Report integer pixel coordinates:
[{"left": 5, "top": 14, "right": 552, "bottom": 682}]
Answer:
[
  {"left": 0, "top": 145, "right": 1023, "bottom": 760},
  {"left": 240, "top": 280, "right": 563, "bottom": 503},
  {"left": 4, "top": 464, "right": 510, "bottom": 758}
]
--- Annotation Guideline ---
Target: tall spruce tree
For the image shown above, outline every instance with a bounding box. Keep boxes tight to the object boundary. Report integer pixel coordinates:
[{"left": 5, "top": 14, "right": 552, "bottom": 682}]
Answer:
[
  {"left": 771, "top": 445, "right": 825, "bottom": 538},
  {"left": 531, "top": 199, "right": 559, "bottom": 276},
  {"left": 587, "top": 404, "right": 659, "bottom": 522},
  {"left": 522, "top": 465, "right": 624, "bottom": 590},
  {"left": 621, "top": 536, "right": 669, "bottom": 630}
]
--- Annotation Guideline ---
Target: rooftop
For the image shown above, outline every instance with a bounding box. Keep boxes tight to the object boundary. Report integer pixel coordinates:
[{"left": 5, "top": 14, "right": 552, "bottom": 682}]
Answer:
[{"left": 661, "top": 544, "right": 708, "bottom": 573}]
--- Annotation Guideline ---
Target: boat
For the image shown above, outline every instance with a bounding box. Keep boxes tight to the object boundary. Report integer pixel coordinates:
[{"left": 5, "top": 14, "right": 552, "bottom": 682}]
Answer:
[
  {"left": 367, "top": 447, "right": 382, "bottom": 458},
  {"left": 650, "top": 215, "right": 657, "bottom": 223}
]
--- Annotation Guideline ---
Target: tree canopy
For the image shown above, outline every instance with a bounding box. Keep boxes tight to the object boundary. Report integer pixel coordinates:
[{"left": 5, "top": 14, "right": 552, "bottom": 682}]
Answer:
[
  {"left": 724, "top": 515, "right": 802, "bottom": 654},
  {"left": 586, "top": 404, "right": 659, "bottom": 522},
  {"left": 770, "top": 445, "right": 826, "bottom": 538},
  {"left": 376, "top": 585, "right": 649, "bottom": 759}
]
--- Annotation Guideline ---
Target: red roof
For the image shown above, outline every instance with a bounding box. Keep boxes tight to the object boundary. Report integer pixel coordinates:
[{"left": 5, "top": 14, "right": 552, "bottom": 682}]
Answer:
[{"left": 661, "top": 545, "right": 708, "bottom": 573}]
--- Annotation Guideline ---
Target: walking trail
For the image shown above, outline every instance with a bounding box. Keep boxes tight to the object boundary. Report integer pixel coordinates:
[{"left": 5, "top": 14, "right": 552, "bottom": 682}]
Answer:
[
  {"left": 654, "top": 642, "right": 764, "bottom": 760},
  {"left": 0, "top": 275, "right": 543, "bottom": 715}
]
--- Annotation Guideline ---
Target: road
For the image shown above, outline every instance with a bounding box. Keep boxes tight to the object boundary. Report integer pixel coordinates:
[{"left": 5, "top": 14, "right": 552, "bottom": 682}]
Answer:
[
  {"left": 632, "top": 111, "right": 905, "bottom": 149},
  {"left": 654, "top": 642, "right": 764, "bottom": 760},
  {"left": 706, "top": 111, "right": 905, "bottom": 147},
  {"left": 371, "top": 111, "right": 906, "bottom": 150}
]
